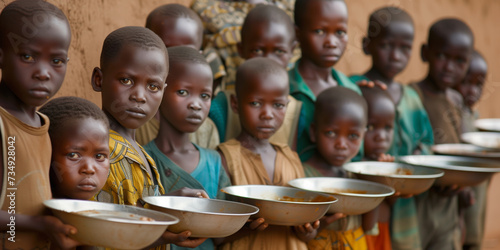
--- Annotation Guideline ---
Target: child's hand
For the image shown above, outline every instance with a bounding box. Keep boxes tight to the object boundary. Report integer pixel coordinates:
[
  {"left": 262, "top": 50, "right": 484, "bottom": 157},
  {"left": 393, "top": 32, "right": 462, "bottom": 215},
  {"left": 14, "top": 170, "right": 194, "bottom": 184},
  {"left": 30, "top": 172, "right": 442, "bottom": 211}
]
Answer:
[
  {"left": 356, "top": 79, "right": 387, "bottom": 90},
  {"left": 155, "top": 230, "right": 207, "bottom": 248},
  {"left": 247, "top": 217, "right": 268, "bottom": 231},
  {"left": 39, "top": 215, "right": 80, "bottom": 250},
  {"left": 165, "top": 187, "right": 209, "bottom": 198},
  {"left": 458, "top": 187, "right": 475, "bottom": 209},
  {"left": 432, "top": 184, "right": 463, "bottom": 197},
  {"left": 377, "top": 154, "right": 395, "bottom": 162},
  {"left": 293, "top": 220, "right": 320, "bottom": 242}
]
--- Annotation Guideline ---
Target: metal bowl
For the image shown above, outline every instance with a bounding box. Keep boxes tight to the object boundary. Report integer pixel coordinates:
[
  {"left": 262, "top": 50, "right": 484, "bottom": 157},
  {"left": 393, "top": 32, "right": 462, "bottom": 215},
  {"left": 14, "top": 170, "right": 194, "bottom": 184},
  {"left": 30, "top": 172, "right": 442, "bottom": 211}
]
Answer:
[
  {"left": 475, "top": 118, "right": 500, "bottom": 132},
  {"left": 400, "top": 155, "right": 500, "bottom": 187},
  {"left": 142, "top": 196, "right": 258, "bottom": 238},
  {"left": 221, "top": 185, "right": 337, "bottom": 226},
  {"left": 432, "top": 143, "right": 500, "bottom": 159},
  {"left": 44, "top": 199, "right": 179, "bottom": 249},
  {"left": 289, "top": 177, "right": 394, "bottom": 215},
  {"left": 461, "top": 132, "right": 500, "bottom": 149},
  {"left": 342, "top": 162, "right": 444, "bottom": 196}
]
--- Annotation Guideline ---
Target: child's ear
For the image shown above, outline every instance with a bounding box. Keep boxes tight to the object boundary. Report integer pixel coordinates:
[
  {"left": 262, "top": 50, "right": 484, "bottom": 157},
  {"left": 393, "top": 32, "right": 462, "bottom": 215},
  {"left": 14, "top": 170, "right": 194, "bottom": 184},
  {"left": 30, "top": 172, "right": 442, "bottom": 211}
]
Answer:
[
  {"left": 421, "top": 44, "right": 429, "bottom": 62},
  {"left": 362, "top": 37, "right": 370, "bottom": 55},
  {"left": 230, "top": 94, "right": 238, "bottom": 114},
  {"left": 291, "top": 40, "right": 298, "bottom": 52},
  {"left": 309, "top": 123, "right": 316, "bottom": 143},
  {"left": 91, "top": 67, "right": 104, "bottom": 92}
]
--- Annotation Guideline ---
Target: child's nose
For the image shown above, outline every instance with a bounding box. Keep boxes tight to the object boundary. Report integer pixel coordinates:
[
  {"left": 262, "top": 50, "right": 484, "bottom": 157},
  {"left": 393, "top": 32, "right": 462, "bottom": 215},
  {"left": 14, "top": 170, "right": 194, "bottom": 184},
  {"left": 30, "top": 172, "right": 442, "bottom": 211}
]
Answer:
[
  {"left": 390, "top": 49, "right": 402, "bottom": 61},
  {"left": 33, "top": 62, "right": 51, "bottom": 81},
  {"left": 260, "top": 106, "right": 274, "bottom": 120},
  {"left": 334, "top": 137, "right": 348, "bottom": 149},
  {"left": 189, "top": 100, "right": 202, "bottom": 110},
  {"left": 324, "top": 34, "right": 339, "bottom": 48},
  {"left": 130, "top": 86, "right": 146, "bottom": 103},
  {"left": 80, "top": 159, "right": 97, "bottom": 175}
]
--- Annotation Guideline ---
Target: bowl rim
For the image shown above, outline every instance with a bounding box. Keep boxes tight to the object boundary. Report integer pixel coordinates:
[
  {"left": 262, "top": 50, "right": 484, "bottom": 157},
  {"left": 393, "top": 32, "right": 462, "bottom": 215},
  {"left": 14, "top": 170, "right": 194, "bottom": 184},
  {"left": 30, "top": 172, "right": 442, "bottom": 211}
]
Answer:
[
  {"left": 399, "top": 155, "right": 500, "bottom": 173},
  {"left": 288, "top": 177, "right": 395, "bottom": 198},
  {"left": 343, "top": 161, "right": 445, "bottom": 179},
  {"left": 432, "top": 143, "right": 500, "bottom": 158},
  {"left": 221, "top": 185, "right": 338, "bottom": 205},
  {"left": 44, "top": 199, "right": 179, "bottom": 226},
  {"left": 461, "top": 132, "right": 500, "bottom": 149},
  {"left": 141, "top": 196, "right": 260, "bottom": 216},
  {"left": 474, "top": 118, "right": 500, "bottom": 132}
]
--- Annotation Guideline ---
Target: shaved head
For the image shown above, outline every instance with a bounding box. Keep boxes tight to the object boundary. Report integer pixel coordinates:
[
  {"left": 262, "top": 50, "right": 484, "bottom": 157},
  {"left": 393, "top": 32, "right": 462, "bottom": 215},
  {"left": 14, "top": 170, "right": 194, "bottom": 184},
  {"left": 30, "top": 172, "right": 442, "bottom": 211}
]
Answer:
[
  {"left": 314, "top": 87, "right": 367, "bottom": 126},
  {"left": 367, "top": 6, "right": 413, "bottom": 39},
  {"left": 235, "top": 57, "right": 288, "bottom": 98},
  {"left": 428, "top": 18, "right": 474, "bottom": 48}
]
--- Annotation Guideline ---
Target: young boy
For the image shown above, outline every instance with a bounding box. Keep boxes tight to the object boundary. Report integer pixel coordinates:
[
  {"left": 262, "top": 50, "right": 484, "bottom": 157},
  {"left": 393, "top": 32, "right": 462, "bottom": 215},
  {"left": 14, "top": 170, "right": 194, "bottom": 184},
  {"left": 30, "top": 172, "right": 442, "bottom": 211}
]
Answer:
[
  {"left": 454, "top": 51, "right": 488, "bottom": 250},
  {"left": 360, "top": 86, "right": 396, "bottom": 250},
  {"left": 410, "top": 18, "right": 474, "bottom": 250},
  {"left": 350, "top": 8, "right": 431, "bottom": 249},
  {"left": 304, "top": 86, "right": 370, "bottom": 249},
  {"left": 138, "top": 3, "right": 220, "bottom": 149},
  {"left": 91, "top": 26, "right": 205, "bottom": 249},
  {"left": 40, "top": 97, "right": 110, "bottom": 201},
  {"left": 291, "top": 0, "right": 361, "bottom": 161},
  {"left": 209, "top": 4, "right": 302, "bottom": 147},
  {"left": 0, "top": 1, "right": 79, "bottom": 249},
  {"left": 217, "top": 58, "right": 317, "bottom": 250},
  {"left": 144, "top": 46, "right": 231, "bottom": 250}
]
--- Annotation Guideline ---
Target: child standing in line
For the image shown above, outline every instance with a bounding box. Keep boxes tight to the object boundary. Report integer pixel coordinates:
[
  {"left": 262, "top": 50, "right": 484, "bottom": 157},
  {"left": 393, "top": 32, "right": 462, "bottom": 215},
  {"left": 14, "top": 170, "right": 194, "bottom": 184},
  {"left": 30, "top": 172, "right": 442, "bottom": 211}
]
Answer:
[
  {"left": 138, "top": 3, "right": 220, "bottom": 149},
  {"left": 144, "top": 46, "right": 231, "bottom": 250},
  {"left": 209, "top": 4, "right": 302, "bottom": 147},
  {"left": 91, "top": 26, "right": 205, "bottom": 249},
  {"left": 217, "top": 58, "right": 317, "bottom": 250},
  {"left": 0, "top": 1, "right": 79, "bottom": 249},
  {"left": 350, "top": 7, "right": 431, "bottom": 249},
  {"left": 40, "top": 97, "right": 110, "bottom": 201},
  {"left": 291, "top": 0, "right": 361, "bottom": 162},
  {"left": 410, "top": 18, "right": 475, "bottom": 250},
  {"left": 304, "top": 87, "right": 371, "bottom": 250}
]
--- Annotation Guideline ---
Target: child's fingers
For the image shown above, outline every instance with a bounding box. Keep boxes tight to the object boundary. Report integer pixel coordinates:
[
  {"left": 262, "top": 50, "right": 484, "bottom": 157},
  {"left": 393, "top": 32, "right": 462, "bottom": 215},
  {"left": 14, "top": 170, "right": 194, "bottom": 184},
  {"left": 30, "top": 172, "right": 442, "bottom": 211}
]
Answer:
[
  {"left": 312, "top": 220, "right": 320, "bottom": 229},
  {"left": 294, "top": 225, "right": 306, "bottom": 234},
  {"left": 248, "top": 217, "right": 267, "bottom": 230},
  {"left": 325, "top": 213, "right": 345, "bottom": 224}
]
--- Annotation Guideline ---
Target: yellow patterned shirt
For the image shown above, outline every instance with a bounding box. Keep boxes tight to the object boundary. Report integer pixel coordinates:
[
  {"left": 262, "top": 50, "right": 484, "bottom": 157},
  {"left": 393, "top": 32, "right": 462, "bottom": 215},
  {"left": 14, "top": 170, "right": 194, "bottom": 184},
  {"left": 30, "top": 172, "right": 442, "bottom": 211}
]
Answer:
[{"left": 95, "top": 130, "right": 165, "bottom": 205}]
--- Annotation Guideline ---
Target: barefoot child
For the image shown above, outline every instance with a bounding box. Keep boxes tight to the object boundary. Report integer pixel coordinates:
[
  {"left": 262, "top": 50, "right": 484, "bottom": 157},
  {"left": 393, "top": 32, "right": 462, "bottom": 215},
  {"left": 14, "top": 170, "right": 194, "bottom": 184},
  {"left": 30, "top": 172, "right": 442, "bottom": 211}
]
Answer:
[
  {"left": 138, "top": 3, "right": 220, "bottom": 149},
  {"left": 210, "top": 4, "right": 302, "bottom": 147},
  {"left": 410, "top": 18, "right": 474, "bottom": 249},
  {"left": 39, "top": 97, "right": 110, "bottom": 201},
  {"left": 291, "top": 0, "right": 361, "bottom": 161},
  {"left": 305, "top": 87, "right": 371, "bottom": 250},
  {"left": 0, "top": 1, "right": 79, "bottom": 248},
  {"left": 144, "top": 46, "right": 231, "bottom": 250},
  {"left": 218, "top": 58, "right": 317, "bottom": 250}
]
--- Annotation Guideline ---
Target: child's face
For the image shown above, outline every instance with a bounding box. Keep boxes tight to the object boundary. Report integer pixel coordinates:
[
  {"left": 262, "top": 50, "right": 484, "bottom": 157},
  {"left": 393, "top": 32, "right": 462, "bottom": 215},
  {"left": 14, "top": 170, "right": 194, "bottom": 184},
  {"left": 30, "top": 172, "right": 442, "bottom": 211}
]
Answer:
[
  {"left": 365, "top": 21, "right": 414, "bottom": 80},
  {"left": 234, "top": 74, "right": 289, "bottom": 140},
  {"left": 95, "top": 45, "right": 168, "bottom": 130},
  {"left": 312, "top": 107, "right": 366, "bottom": 167},
  {"left": 159, "top": 62, "right": 213, "bottom": 133},
  {"left": 456, "top": 57, "right": 487, "bottom": 108},
  {"left": 424, "top": 33, "right": 472, "bottom": 90},
  {"left": 150, "top": 17, "right": 203, "bottom": 49},
  {"left": 0, "top": 16, "right": 70, "bottom": 107},
  {"left": 51, "top": 118, "right": 110, "bottom": 200},
  {"left": 363, "top": 99, "right": 395, "bottom": 160},
  {"left": 239, "top": 21, "right": 295, "bottom": 68},
  {"left": 296, "top": 0, "right": 348, "bottom": 68}
]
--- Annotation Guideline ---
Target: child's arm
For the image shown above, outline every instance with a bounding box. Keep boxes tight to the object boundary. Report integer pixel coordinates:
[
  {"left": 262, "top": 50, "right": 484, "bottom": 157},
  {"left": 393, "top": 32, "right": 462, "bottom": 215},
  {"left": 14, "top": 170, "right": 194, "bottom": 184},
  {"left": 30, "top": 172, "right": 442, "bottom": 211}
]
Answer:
[
  {"left": 164, "top": 187, "right": 209, "bottom": 199},
  {"left": 293, "top": 220, "right": 320, "bottom": 242},
  {"left": 316, "top": 213, "right": 345, "bottom": 233},
  {"left": 0, "top": 211, "right": 80, "bottom": 249},
  {"left": 362, "top": 206, "right": 379, "bottom": 232}
]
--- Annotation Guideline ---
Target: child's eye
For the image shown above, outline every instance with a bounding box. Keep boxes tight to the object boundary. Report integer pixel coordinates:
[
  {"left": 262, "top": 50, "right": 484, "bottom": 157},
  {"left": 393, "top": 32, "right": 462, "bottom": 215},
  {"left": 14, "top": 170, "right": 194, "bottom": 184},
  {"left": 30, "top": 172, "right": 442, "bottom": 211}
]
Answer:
[
  {"left": 456, "top": 57, "right": 467, "bottom": 64},
  {"left": 201, "top": 93, "right": 211, "bottom": 100},
  {"left": 367, "top": 125, "right": 374, "bottom": 131},
  {"left": 325, "top": 131, "right": 336, "bottom": 137},
  {"left": 67, "top": 152, "right": 80, "bottom": 160},
  {"left": 274, "top": 103, "right": 285, "bottom": 109},
  {"left": 275, "top": 49, "right": 286, "bottom": 55},
  {"left": 348, "top": 133, "right": 360, "bottom": 140},
  {"left": 250, "top": 101, "right": 261, "bottom": 107},
  {"left": 252, "top": 48, "right": 263, "bottom": 55},
  {"left": 147, "top": 84, "right": 160, "bottom": 92},
  {"left": 314, "top": 29, "right": 324, "bottom": 35},
  {"left": 52, "top": 58, "right": 65, "bottom": 65},
  {"left": 436, "top": 53, "right": 446, "bottom": 59},
  {"left": 95, "top": 153, "right": 107, "bottom": 161},
  {"left": 385, "top": 125, "right": 393, "bottom": 131},
  {"left": 120, "top": 78, "right": 132, "bottom": 85},
  {"left": 177, "top": 90, "right": 188, "bottom": 96},
  {"left": 21, "top": 54, "right": 35, "bottom": 62},
  {"left": 336, "top": 30, "right": 347, "bottom": 36}
]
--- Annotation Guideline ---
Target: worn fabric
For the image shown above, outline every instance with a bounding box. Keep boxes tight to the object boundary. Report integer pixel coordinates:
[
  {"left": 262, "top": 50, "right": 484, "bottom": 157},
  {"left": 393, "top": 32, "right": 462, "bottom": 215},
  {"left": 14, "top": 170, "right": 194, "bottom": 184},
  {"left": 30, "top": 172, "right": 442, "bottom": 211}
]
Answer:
[
  {"left": 350, "top": 75, "right": 434, "bottom": 156},
  {"left": 366, "top": 221, "right": 391, "bottom": 250},
  {"left": 390, "top": 198, "right": 422, "bottom": 250},
  {"left": 209, "top": 90, "right": 302, "bottom": 147},
  {"left": 135, "top": 118, "right": 220, "bottom": 150},
  {"left": 0, "top": 107, "right": 52, "bottom": 249},
  {"left": 217, "top": 139, "right": 306, "bottom": 250},
  {"left": 95, "top": 130, "right": 164, "bottom": 206},
  {"left": 463, "top": 179, "right": 490, "bottom": 250},
  {"left": 289, "top": 63, "right": 362, "bottom": 162}
]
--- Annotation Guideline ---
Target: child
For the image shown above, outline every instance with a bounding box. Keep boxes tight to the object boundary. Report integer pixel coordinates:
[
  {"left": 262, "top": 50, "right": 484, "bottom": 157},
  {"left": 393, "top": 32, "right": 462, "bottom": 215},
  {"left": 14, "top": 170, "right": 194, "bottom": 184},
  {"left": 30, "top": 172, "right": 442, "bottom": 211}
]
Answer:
[
  {"left": 91, "top": 26, "right": 204, "bottom": 248},
  {"left": 291, "top": 0, "right": 361, "bottom": 161},
  {"left": 217, "top": 58, "right": 317, "bottom": 250},
  {"left": 39, "top": 97, "right": 110, "bottom": 201},
  {"left": 351, "top": 6, "right": 434, "bottom": 157},
  {"left": 209, "top": 4, "right": 302, "bottom": 147},
  {"left": 410, "top": 18, "right": 474, "bottom": 250},
  {"left": 144, "top": 46, "right": 231, "bottom": 250},
  {"left": 454, "top": 51, "right": 488, "bottom": 250},
  {"left": 350, "top": 8, "right": 431, "bottom": 249},
  {"left": 304, "top": 86, "right": 370, "bottom": 249},
  {"left": 360, "top": 86, "right": 395, "bottom": 250},
  {"left": 0, "top": 0, "right": 79, "bottom": 249},
  {"left": 138, "top": 3, "right": 220, "bottom": 149}
]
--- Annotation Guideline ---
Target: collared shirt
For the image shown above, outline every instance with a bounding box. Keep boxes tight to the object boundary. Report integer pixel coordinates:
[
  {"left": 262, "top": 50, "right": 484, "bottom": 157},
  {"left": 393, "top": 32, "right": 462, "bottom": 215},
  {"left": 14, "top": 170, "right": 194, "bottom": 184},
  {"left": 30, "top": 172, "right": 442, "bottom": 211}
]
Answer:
[{"left": 95, "top": 130, "right": 164, "bottom": 205}]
